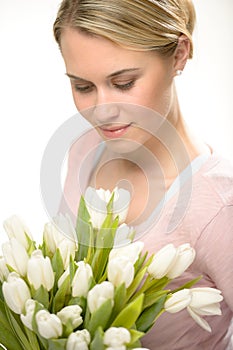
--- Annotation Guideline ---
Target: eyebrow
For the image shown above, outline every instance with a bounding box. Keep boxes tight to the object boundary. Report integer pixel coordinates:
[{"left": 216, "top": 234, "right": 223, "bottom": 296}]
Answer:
[{"left": 66, "top": 68, "right": 141, "bottom": 81}]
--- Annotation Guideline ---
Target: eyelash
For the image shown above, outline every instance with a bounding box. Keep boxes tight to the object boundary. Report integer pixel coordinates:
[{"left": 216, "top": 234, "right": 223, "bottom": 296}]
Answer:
[{"left": 73, "top": 80, "right": 135, "bottom": 94}]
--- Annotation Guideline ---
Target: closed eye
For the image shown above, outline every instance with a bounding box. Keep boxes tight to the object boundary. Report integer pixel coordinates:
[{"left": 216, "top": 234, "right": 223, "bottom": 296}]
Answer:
[
  {"left": 113, "top": 80, "right": 135, "bottom": 91},
  {"left": 72, "top": 83, "right": 94, "bottom": 93}
]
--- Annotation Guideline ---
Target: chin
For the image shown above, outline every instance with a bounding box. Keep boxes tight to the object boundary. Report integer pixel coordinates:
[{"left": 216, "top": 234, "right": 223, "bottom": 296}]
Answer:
[{"left": 104, "top": 138, "right": 145, "bottom": 155}]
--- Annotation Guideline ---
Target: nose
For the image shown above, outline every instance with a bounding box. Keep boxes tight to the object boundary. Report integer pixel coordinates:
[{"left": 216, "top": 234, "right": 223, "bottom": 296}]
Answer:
[
  {"left": 92, "top": 103, "right": 120, "bottom": 126},
  {"left": 91, "top": 88, "right": 120, "bottom": 126}
]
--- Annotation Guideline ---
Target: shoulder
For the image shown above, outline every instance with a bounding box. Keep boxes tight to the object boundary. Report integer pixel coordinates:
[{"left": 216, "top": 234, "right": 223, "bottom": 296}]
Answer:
[
  {"left": 197, "top": 152, "right": 233, "bottom": 206},
  {"left": 157, "top": 152, "right": 233, "bottom": 243}
]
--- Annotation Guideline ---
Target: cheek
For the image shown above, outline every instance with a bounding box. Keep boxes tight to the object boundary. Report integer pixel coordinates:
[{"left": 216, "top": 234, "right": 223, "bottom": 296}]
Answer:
[{"left": 71, "top": 89, "right": 92, "bottom": 114}]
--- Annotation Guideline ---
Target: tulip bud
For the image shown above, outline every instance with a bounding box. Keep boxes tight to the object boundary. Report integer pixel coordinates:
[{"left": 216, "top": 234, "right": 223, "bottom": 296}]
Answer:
[
  {"left": 104, "top": 327, "right": 131, "bottom": 347},
  {"left": 57, "top": 305, "right": 83, "bottom": 329},
  {"left": 57, "top": 239, "right": 76, "bottom": 270},
  {"left": 0, "top": 256, "right": 9, "bottom": 282},
  {"left": 164, "top": 289, "right": 192, "bottom": 314},
  {"left": 147, "top": 244, "right": 177, "bottom": 279},
  {"left": 66, "top": 329, "right": 90, "bottom": 350},
  {"left": 3, "top": 215, "right": 32, "bottom": 250},
  {"left": 87, "top": 281, "right": 114, "bottom": 314},
  {"left": 2, "top": 238, "right": 29, "bottom": 276},
  {"left": 36, "top": 310, "right": 63, "bottom": 339},
  {"left": 107, "top": 257, "right": 134, "bottom": 288},
  {"left": 187, "top": 287, "right": 223, "bottom": 332},
  {"left": 2, "top": 272, "right": 31, "bottom": 314},
  {"left": 84, "top": 187, "right": 130, "bottom": 229},
  {"left": 20, "top": 299, "right": 38, "bottom": 330},
  {"left": 113, "top": 224, "right": 134, "bottom": 248},
  {"left": 43, "top": 215, "right": 77, "bottom": 268},
  {"left": 27, "top": 250, "right": 55, "bottom": 291},
  {"left": 109, "top": 241, "right": 144, "bottom": 265},
  {"left": 166, "top": 244, "right": 196, "bottom": 279},
  {"left": 72, "top": 261, "right": 93, "bottom": 298}
]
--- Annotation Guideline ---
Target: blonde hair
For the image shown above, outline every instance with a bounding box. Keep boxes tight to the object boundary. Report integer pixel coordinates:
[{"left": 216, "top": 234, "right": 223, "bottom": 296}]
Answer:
[{"left": 54, "top": 0, "right": 196, "bottom": 58}]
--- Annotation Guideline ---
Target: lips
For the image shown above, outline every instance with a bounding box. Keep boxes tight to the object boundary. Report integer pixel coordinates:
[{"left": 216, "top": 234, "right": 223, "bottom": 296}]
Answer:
[{"left": 99, "top": 124, "right": 131, "bottom": 139}]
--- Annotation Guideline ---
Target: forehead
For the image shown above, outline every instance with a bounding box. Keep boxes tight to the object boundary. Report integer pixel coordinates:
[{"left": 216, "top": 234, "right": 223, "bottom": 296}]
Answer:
[{"left": 60, "top": 28, "right": 165, "bottom": 76}]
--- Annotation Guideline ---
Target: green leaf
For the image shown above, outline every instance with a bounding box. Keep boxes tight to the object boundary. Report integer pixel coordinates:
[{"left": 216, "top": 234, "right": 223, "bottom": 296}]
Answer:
[
  {"left": 32, "top": 285, "right": 49, "bottom": 309},
  {"left": 143, "top": 290, "right": 169, "bottom": 309},
  {"left": 0, "top": 322, "right": 23, "bottom": 350},
  {"left": 111, "top": 294, "right": 144, "bottom": 329},
  {"left": 52, "top": 275, "right": 71, "bottom": 313},
  {"left": 91, "top": 217, "right": 119, "bottom": 282},
  {"left": 51, "top": 249, "right": 65, "bottom": 287},
  {"left": 90, "top": 327, "right": 105, "bottom": 350},
  {"left": 76, "top": 196, "right": 93, "bottom": 261},
  {"left": 48, "top": 338, "right": 67, "bottom": 350},
  {"left": 24, "top": 327, "right": 41, "bottom": 350},
  {"left": 4, "top": 304, "right": 34, "bottom": 350},
  {"left": 136, "top": 294, "right": 166, "bottom": 333},
  {"left": 68, "top": 296, "right": 86, "bottom": 311},
  {"left": 171, "top": 275, "right": 202, "bottom": 293},
  {"left": 128, "top": 329, "right": 144, "bottom": 346},
  {"left": 133, "top": 251, "right": 148, "bottom": 276},
  {"left": 87, "top": 299, "right": 113, "bottom": 337},
  {"left": 108, "top": 283, "right": 126, "bottom": 326},
  {"left": 126, "top": 267, "right": 148, "bottom": 301}
]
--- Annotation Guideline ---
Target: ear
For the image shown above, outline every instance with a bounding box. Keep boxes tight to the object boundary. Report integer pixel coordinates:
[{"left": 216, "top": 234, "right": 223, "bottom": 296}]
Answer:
[{"left": 173, "top": 35, "right": 191, "bottom": 75}]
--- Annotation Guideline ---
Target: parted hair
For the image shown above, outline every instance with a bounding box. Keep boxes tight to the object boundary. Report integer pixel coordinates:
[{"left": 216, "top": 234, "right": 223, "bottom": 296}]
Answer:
[{"left": 53, "top": 0, "right": 196, "bottom": 58}]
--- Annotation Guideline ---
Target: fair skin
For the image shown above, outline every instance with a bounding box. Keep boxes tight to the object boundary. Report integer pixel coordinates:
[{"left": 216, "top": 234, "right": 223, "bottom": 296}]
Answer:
[{"left": 60, "top": 28, "right": 210, "bottom": 224}]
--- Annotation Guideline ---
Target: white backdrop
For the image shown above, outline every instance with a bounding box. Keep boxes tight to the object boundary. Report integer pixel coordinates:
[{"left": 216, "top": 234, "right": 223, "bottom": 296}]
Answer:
[{"left": 0, "top": 0, "right": 233, "bottom": 243}]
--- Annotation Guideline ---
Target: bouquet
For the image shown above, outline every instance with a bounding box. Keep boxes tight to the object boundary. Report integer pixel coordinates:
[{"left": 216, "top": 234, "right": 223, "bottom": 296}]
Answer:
[{"left": 0, "top": 187, "right": 223, "bottom": 350}]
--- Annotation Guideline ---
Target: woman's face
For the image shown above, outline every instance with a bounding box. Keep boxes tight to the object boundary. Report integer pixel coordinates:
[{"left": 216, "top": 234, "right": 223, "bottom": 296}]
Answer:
[{"left": 60, "top": 28, "right": 178, "bottom": 152}]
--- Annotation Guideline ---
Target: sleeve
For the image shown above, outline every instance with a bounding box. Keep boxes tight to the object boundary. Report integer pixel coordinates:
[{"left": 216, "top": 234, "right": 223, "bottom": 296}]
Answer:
[{"left": 195, "top": 204, "right": 233, "bottom": 311}]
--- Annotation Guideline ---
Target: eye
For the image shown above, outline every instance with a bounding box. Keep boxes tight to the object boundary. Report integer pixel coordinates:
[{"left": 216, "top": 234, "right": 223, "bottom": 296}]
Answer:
[
  {"left": 72, "top": 83, "right": 94, "bottom": 93},
  {"left": 113, "top": 80, "right": 135, "bottom": 91}
]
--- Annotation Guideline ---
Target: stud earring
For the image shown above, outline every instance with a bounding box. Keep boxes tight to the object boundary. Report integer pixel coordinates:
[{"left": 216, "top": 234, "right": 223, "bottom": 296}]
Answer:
[{"left": 176, "top": 69, "right": 183, "bottom": 76}]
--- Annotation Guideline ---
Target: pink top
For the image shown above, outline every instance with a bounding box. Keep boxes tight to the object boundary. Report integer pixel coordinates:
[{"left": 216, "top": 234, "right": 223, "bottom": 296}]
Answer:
[{"left": 61, "top": 129, "right": 233, "bottom": 349}]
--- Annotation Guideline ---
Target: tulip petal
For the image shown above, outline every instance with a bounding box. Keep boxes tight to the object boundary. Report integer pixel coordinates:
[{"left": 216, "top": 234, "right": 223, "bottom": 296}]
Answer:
[{"left": 187, "top": 306, "right": 212, "bottom": 332}]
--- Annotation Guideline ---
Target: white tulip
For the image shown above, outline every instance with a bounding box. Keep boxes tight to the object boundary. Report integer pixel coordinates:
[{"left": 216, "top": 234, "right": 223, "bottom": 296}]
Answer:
[
  {"left": 43, "top": 215, "right": 77, "bottom": 268},
  {"left": 109, "top": 241, "right": 144, "bottom": 265},
  {"left": 72, "top": 261, "right": 93, "bottom": 298},
  {"left": 0, "top": 256, "right": 9, "bottom": 282},
  {"left": 166, "top": 243, "right": 196, "bottom": 279},
  {"left": 107, "top": 257, "right": 134, "bottom": 288},
  {"left": 2, "top": 272, "right": 31, "bottom": 314},
  {"left": 164, "top": 289, "right": 192, "bottom": 313},
  {"left": 57, "top": 305, "right": 83, "bottom": 329},
  {"left": 147, "top": 244, "right": 177, "bottom": 279},
  {"left": 113, "top": 224, "right": 134, "bottom": 247},
  {"left": 36, "top": 310, "right": 63, "bottom": 339},
  {"left": 66, "top": 329, "right": 90, "bottom": 350},
  {"left": 3, "top": 215, "right": 32, "bottom": 249},
  {"left": 104, "top": 327, "right": 131, "bottom": 347},
  {"left": 20, "top": 299, "right": 37, "bottom": 330},
  {"left": 27, "top": 250, "right": 55, "bottom": 291},
  {"left": 84, "top": 187, "right": 130, "bottom": 229},
  {"left": 2, "top": 238, "right": 29, "bottom": 276},
  {"left": 43, "top": 222, "right": 63, "bottom": 254},
  {"left": 187, "top": 287, "right": 223, "bottom": 332},
  {"left": 87, "top": 281, "right": 114, "bottom": 314},
  {"left": 57, "top": 239, "right": 76, "bottom": 270}
]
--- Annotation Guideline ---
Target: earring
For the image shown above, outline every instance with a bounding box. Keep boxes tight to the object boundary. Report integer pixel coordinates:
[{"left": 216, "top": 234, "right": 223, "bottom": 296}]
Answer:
[{"left": 176, "top": 69, "right": 183, "bottom": 76}]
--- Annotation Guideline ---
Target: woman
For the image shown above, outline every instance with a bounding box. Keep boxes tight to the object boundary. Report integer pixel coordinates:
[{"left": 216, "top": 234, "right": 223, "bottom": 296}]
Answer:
[{"left": 53, "top": 0, "right": 233, "bottom": 348}]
